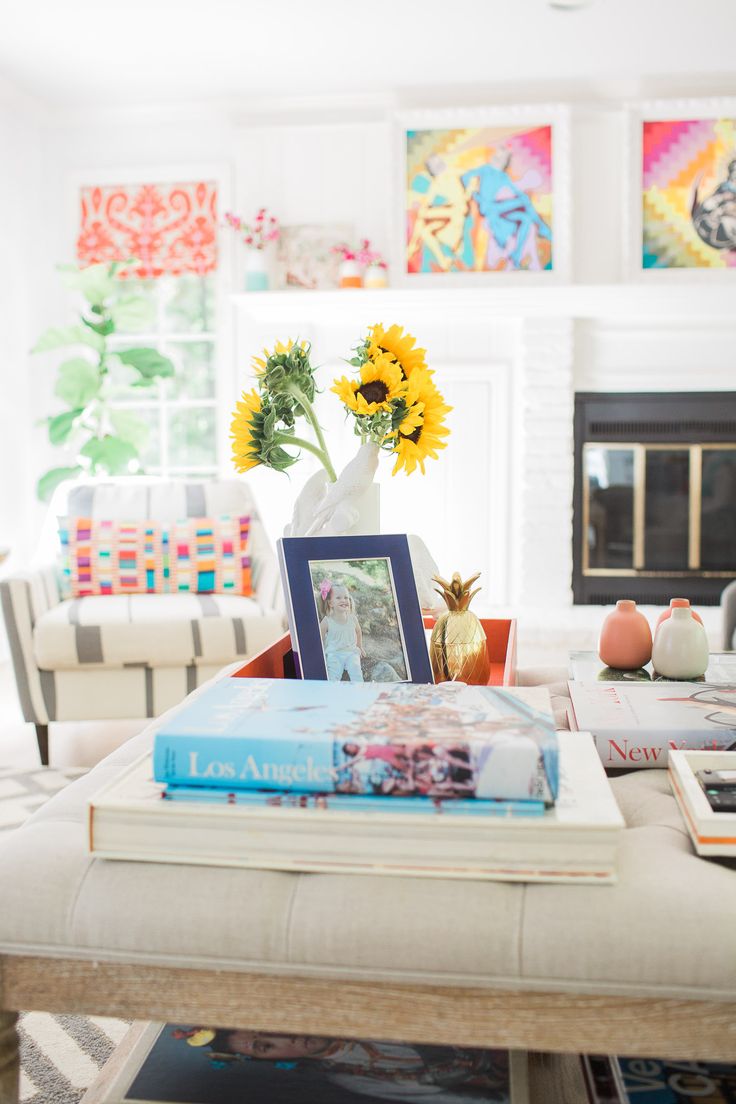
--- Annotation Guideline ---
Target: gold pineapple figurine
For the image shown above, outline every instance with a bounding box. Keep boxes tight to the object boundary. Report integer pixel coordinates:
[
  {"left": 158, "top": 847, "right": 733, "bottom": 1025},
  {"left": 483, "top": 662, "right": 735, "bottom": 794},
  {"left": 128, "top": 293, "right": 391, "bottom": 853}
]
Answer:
[{"left": 430, "top": 571, "right": 490, "bottom": 684}]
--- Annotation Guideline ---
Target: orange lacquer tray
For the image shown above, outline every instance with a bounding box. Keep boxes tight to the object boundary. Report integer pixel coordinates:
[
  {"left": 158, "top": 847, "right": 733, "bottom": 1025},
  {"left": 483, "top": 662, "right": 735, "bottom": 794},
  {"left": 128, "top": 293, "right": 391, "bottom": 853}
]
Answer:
[{"left": 233, "top": 618, "right": 517, "bottom": 687}]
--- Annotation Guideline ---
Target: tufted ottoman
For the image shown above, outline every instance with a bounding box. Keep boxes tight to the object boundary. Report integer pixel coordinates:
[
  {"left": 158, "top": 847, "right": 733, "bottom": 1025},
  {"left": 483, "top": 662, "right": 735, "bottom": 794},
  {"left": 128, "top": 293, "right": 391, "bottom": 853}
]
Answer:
[{"left": 1, "top": 673, "right": 736, "bottom": 1102}]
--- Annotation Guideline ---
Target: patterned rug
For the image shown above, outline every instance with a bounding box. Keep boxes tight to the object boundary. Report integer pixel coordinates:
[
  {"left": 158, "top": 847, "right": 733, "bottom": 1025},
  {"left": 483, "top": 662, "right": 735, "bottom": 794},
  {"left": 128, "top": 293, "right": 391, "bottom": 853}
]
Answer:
[{"left": 0, "top": 766, "right": 130, "bottom": 1103}]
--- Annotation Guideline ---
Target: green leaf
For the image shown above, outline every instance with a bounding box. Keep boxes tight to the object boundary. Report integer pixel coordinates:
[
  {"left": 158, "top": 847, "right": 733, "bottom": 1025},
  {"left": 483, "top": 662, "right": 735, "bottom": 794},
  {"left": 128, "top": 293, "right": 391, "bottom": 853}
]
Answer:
[
  {"left": 36, "top": 465, "right": 82, "bottom": 503},
  {"left": 109, "top": 296, "right": 155, "bottom": 333},
  {"left": 48, "top": 408, "right": 84, "bottom": 446},
  {"left": 82, "top": 315, "right": 115, "bottom": 337},
  {"left": 80, "top": 435, "right": 139, "bottom": 474},
  {"left": 109, "top": 409, "right": 149, "bottom": 451},
  {"left": 32, "top": 324, "right": 105, "bottom": 354},
  {"left": 58, "top": 262, "right": 117, "bottom": 308},
  {"left": 117, "top": 347, "right": 175, "bottom": 381},
  {"left": 54, "top": 359, "right": 101, "bottom": 408}
]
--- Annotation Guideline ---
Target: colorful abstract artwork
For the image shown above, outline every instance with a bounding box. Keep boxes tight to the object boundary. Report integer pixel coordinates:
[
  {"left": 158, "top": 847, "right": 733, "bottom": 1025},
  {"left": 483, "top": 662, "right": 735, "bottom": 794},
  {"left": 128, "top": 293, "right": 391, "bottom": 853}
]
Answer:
[
  {"left": 642, "top": 117, "right": 736, "bottom": 268},
  {"left": 405, "top": 124, "right": 553, "bottom": 274}
]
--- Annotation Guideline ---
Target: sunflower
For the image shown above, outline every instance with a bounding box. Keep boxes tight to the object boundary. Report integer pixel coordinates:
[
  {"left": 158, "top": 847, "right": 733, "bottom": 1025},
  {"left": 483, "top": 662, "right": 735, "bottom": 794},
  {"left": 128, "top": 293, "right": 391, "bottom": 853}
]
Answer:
[
  {"left": 230, "top": 389, "right": 265, "bottom": 473},
  {"left": 332, "top": 353, "right": 407, "bottom": 415},
  {"left": 390, "top": 371, "right": 452, "bottom": 476},
  {"left": 367, "top": 323, "right": 429, "bottom": 379},
  {"left": 251, "top": 338, "right": 307, "bottom": 375}
]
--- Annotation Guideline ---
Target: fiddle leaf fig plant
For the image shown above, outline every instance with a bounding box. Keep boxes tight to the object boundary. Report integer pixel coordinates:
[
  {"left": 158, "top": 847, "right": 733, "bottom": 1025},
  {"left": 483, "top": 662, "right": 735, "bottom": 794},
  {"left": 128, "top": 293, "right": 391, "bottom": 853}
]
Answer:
[{"left": 33, "top": 260, "right": 175, "bottom": 501}]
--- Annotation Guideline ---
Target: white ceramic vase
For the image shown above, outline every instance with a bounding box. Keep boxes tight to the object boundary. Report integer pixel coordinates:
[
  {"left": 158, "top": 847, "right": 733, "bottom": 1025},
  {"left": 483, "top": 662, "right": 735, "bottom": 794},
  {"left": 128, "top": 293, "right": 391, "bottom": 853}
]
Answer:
[
  {"left": 651, "top": 606, "right": 709, "bottom": 679},
  {"left": 284, "top": 442, "right": 380, "bottom": 538},
  {"left": 364, "top": 265, "right": 388, "bottom": 289},
  {"left": 245, "top": 249, "right": 269, "bottom": 291}
]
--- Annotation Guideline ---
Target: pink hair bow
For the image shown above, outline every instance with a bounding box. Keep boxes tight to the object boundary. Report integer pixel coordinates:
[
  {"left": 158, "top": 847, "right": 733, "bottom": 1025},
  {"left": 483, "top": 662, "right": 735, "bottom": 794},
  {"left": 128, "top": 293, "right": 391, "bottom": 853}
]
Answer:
[{"left": 319, "top": 579, "right": 332, "bottom": 600}]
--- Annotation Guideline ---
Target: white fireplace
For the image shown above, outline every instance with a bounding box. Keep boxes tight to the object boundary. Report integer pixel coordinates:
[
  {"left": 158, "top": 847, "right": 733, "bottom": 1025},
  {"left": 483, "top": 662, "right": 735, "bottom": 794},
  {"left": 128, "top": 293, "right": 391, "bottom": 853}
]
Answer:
[{"left": 232, "top": 286, "right": 735, "bottom": 661}]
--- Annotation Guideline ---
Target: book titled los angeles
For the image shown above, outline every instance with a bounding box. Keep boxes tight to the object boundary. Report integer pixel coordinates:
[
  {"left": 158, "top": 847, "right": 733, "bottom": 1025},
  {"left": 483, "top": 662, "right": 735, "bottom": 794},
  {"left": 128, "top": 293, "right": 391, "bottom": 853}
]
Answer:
[
  {"left": 89, "top": 733, "right": 622, "bottom": 883},
  {"left": 152, "top": 677, "right": 559, "bottom": 804}
]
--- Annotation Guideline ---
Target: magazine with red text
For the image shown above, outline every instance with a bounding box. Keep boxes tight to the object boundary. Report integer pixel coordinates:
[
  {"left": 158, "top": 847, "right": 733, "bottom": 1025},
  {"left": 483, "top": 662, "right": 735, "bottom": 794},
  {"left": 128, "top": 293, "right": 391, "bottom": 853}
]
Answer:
[{"left": 568, "top": 682, "right": 736, "bottom": 769}]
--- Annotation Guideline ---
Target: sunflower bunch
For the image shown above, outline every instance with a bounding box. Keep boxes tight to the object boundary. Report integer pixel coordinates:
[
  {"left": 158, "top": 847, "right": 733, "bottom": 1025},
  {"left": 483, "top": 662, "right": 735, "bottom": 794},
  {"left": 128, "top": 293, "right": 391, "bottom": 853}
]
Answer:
[
  {"left": 332, "top": 323, "right": 452, "bottom": 476},
  {"left": 231, "top": 339, "right": 336, "bottom": 479}
]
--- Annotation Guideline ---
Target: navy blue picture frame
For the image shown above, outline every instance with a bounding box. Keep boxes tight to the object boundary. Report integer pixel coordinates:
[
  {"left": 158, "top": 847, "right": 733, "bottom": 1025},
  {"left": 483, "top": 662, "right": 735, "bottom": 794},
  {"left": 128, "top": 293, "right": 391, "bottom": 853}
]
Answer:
[{"left": 277, "top": 534, "right": 433, "bottom": 684}]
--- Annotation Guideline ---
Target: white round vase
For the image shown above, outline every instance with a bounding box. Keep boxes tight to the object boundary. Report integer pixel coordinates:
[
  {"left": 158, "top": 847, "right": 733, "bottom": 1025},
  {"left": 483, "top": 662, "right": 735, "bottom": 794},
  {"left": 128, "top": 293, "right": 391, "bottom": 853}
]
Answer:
[{"left": 651, "top": 606, "right": 709, "bottom": 679}]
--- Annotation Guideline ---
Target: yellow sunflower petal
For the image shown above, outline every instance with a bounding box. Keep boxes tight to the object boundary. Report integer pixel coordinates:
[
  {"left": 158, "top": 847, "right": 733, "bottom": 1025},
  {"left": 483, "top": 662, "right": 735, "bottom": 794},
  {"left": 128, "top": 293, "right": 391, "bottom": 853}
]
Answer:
[
  {"left": 230, "top": 388, "right": 263, "bottom": 473},
  {"left": 390, "top": 371, "right": 451, "bottom": 475},
  {"left": 368, "top": 322, "right": 429, "bottom": 379}
]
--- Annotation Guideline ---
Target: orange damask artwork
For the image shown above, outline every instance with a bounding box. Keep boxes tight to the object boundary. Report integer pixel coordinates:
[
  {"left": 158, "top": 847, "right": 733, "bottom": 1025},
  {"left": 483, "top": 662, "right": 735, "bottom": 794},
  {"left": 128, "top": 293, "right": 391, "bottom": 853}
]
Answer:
[{"left": 77, "top": 181, "right": 218, "bottom": 277}]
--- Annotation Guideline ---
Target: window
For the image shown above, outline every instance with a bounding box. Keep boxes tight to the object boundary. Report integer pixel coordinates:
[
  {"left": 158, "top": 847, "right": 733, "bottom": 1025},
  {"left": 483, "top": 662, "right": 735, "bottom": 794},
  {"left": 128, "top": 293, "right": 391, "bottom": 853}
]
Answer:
[
  {"left": 77, "top": 179, "right": 220, "bottom": 477},
  {"left": 108, "top": 274, "right": 218, "bottom": 477}
]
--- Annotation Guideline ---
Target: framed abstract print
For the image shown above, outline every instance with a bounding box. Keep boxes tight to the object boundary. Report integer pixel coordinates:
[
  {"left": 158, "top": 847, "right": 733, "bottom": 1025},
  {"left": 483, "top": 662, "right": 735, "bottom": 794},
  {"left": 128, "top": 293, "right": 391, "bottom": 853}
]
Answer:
[
  {"left": 396, "top": 104, "right": 570, "bottom": 284},
  {"left": 627, "top": 97, "right": 736, "bottom": 276}
]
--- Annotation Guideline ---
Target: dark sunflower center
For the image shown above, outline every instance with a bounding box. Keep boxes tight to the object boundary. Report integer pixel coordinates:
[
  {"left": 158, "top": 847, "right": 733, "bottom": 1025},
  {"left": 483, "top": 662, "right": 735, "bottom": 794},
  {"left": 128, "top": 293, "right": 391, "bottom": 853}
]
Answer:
[
  {"left": 358, "top": 380, "right": 389, "bottom": 405},
  {"left": 406, "top": 424, "right": 423, "bottom": 444}
]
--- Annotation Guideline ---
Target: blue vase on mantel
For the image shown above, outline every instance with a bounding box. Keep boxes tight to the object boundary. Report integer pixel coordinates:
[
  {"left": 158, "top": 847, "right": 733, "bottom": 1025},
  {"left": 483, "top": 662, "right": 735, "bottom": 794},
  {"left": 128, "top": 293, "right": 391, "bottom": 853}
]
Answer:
[{"left": 245, "top": 249, "right": 269, "bottom": 291}]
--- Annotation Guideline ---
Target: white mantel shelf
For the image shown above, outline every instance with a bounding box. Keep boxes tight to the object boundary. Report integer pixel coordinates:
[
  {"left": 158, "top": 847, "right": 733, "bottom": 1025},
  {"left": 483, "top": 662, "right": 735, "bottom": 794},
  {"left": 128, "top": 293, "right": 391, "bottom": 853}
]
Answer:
[{"left": 232, "top": 283, "right": 735, "bottom": 322}]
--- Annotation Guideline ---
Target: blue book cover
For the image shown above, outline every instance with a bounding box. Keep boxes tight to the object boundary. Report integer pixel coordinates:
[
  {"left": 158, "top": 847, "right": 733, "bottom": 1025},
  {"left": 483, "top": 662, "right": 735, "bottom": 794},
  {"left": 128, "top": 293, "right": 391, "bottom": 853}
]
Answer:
[
  {"left": 162, "top": 783, "right": 545, "bottom": 817},
  {"left": 152, "top": 677, "right": 558, "bottom": 803}
]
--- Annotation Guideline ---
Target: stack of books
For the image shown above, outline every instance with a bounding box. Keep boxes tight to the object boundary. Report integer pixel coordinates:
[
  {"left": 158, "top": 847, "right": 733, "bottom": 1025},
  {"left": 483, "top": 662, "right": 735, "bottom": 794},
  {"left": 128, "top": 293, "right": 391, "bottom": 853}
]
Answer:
[
  {"left": 668, "top": 748, "right": 736, "bottom": 857},
  {"left": 88, "top": 677, "right": 624, "bottom": 884}
]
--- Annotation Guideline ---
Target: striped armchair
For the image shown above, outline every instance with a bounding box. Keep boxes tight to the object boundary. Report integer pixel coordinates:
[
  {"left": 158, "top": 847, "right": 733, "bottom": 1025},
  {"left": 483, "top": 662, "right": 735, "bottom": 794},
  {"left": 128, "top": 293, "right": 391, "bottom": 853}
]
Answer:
[{"left": 0, "top": 478, "right": 284, "bottom": 764}]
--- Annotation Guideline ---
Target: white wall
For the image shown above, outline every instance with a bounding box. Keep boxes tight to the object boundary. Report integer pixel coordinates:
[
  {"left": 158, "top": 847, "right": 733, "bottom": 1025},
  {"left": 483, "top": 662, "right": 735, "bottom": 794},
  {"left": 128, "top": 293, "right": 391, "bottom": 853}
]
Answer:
[
  {"left": 0, "top": 77, "right": 47, "bottom": 657},
  {"left": 0, "top": 76, "right": 44, "bottom": 548},
  {"left": 15, "top": 82, "right": 736, "bottom": 638}
]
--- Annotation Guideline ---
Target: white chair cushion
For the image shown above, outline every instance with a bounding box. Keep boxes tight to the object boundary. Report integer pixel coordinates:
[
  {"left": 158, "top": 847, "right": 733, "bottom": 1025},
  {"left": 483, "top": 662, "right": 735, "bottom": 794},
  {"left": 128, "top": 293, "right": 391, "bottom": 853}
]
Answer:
[{"left": 33, "top": 594, "right": 283, "bottom": 670}]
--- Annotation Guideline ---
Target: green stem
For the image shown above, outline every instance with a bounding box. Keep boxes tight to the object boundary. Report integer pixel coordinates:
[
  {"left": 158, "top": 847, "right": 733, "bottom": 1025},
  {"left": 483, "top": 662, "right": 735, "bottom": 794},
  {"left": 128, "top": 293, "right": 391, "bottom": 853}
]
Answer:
[
  {"left": 286, "top": 385, "right": 337, "bottom": 482},
  {"left": 274, "top": 432, "right": 336, "bottom": 478}
]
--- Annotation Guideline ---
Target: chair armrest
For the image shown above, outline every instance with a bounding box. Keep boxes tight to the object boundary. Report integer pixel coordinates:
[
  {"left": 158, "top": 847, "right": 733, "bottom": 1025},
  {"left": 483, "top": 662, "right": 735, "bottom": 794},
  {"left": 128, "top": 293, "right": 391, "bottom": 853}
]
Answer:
[
  {"left": 0, "top": 565, "right": 61, "bottom": 724},
  {"left": 721, "top": 580, "right": 736, "bottom": 651}
]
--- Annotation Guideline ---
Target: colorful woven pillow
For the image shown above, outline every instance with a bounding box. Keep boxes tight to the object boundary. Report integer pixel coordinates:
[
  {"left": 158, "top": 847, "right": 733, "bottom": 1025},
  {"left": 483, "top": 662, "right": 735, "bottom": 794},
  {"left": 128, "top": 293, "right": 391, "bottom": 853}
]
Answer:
[{"left": 58, "top": 516, "right": 252, "bottom": 598}]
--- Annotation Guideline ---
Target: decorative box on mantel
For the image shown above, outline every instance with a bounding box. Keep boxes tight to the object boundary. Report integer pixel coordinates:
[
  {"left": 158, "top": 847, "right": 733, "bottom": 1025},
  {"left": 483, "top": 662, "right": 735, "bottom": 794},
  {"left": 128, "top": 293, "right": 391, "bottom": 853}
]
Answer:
[{"left": 234, "top": 618, "right": 517, "bottom": 686}]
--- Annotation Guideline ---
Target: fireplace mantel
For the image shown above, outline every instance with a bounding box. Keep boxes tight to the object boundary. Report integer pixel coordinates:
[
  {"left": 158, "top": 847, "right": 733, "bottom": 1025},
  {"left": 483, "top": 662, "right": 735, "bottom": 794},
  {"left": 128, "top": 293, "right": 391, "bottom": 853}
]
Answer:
[{"left": 231, "top": 283, "right": 735, "bottom": 323}]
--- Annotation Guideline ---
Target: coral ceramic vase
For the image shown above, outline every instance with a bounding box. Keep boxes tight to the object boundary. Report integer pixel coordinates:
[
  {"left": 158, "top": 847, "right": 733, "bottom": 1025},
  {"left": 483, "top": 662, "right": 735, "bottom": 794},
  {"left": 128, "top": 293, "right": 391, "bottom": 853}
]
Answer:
[
  {"left": 598, "top": 600, "right": 652, "bottom": 670},
  {"left": 652, "top": 606, "right": 709, "bottom": 679},
  {"left": 655, "top": 598, "right": 703, "bottom": 630}
]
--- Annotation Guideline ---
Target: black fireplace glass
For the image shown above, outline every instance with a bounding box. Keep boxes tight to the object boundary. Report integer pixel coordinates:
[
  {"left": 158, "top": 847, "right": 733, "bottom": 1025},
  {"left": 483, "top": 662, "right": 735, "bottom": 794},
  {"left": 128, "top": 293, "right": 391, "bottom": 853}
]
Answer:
[
  {"left": 701, "top": 449, "right": 736, "bottom": 570},
  {"left": 585, "top": 447, "right": 634, "bottom": 569},
  {"left": 644, "top": 449, "right": 689, "bottom": 570}
]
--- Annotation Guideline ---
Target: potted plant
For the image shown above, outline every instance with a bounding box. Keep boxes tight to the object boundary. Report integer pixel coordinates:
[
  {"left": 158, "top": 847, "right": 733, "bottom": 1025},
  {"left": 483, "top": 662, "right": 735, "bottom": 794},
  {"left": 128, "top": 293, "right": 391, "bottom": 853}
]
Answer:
[{"left": 32, "top": 260, "right": 176, "bottom": 502}]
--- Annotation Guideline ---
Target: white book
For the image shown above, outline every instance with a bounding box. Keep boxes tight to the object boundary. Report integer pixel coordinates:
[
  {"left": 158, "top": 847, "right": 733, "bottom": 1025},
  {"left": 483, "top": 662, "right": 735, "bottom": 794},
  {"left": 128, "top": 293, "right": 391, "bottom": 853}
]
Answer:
[
  {"left": 568, "top": 681, "right": 736, "bottom": 769},
  {"left": 88, "top": 731, "right": 624, "bottom": 885},
  {"left": 668, "top": 749, "right": 736, "bottom": 857}
]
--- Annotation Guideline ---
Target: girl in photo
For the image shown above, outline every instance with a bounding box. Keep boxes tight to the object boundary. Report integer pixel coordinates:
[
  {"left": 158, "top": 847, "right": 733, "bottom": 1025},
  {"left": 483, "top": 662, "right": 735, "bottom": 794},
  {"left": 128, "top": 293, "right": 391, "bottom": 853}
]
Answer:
[{"left": 318, "top": 579, "right": 366, "bottom": 682}]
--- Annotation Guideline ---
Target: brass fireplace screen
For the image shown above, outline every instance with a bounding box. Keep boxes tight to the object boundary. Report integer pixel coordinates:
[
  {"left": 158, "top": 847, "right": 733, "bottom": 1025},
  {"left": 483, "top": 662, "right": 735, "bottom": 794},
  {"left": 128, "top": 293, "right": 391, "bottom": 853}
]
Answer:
[{"left": 583, "top": 442, "right": 736, "bottom": 578}]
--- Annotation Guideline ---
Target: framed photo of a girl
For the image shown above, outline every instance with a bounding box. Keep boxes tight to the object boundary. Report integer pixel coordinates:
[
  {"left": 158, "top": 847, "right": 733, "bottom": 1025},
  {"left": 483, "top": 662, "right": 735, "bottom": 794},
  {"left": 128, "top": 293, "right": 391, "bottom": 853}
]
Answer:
[{"left": 277, "top": 534, "right": 433, "bottom": 684}]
